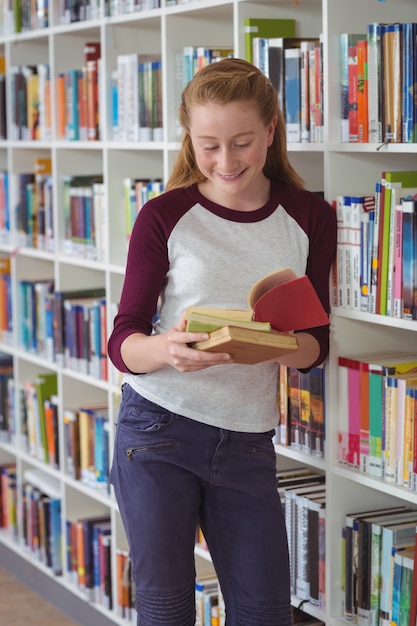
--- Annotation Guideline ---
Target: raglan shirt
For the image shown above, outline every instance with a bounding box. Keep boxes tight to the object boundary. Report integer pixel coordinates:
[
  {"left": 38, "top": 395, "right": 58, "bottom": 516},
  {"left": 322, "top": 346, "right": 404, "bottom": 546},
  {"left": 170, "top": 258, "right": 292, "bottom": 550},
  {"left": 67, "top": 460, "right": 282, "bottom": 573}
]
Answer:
[{"left": 108, "top": 178, "right": 337, "bottom": 433}]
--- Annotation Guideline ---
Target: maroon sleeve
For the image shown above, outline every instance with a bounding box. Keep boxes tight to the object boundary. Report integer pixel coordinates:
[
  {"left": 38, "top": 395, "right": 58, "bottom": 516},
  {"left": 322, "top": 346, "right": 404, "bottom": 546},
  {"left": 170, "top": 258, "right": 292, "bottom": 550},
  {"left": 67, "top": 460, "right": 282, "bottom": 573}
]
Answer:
[
  {"left": 107, "top": 190, "right": 190, "bottom": 373},
  {"left": 291, "top": 189, "right": 337, "bottom": 370}
]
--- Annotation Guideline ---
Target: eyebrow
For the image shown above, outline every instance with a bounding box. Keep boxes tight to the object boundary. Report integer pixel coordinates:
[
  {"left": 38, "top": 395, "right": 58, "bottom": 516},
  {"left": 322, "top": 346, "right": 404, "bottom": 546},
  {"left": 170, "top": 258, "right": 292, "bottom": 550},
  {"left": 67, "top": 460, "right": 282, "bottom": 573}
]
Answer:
[{"left": 196, "top": 131, "right": 256, "bottom": 140}]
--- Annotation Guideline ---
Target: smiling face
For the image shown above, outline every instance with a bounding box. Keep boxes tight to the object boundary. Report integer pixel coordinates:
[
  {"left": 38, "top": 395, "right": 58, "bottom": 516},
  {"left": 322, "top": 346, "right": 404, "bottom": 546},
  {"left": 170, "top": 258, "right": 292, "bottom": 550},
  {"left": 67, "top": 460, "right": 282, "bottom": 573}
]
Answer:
[{"left": 189, "top": 101, "right": 277, "bottom": 211}]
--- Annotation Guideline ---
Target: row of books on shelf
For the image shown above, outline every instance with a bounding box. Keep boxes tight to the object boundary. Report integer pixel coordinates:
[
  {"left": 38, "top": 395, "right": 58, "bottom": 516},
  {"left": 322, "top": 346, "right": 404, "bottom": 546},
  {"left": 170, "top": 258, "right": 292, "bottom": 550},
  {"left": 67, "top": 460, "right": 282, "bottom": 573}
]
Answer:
[
  {"left": 124, "top": 177, "right": 164, "bottom": 242},
  {"left": 0, "top": 0, "right": 162, "bottom": 34},
  {"left": 63, "top": 404, "right": 110, "bottom": 494},
  {"left": 13, "top": 170, "right": 162, "bottom": 255},
  {"left": 279, "top": 469, "right": 326, "bottom": 608},
  {"left": 17, "top": 283, "right": 108, "bottom": 379},
  {"left": 197, "top": 466, "right": 327, "bottom": 610},
  {"left": 342, "top": 503, "right": 417, "bottom": 626},
  {"left": 252, "top": 34, "right": 323, "bottom": 144},
  {"left": 333, "top": 169, "right": 417, "bottom": 320},
  {"left": 0, "top": 0, "right": 49, "bottom": 35},
  {"left": 11, "top": 169, "right": 106, "bottom": 259},
  {"left": 337, "top": 351, "right": 417, "bottom": 489},
  {"left": 66, "top": 513, "right": 112, "bottom": 608},
  {"left": 275, "top": 364, "right": 325, "bottom": 459},
  {"left": 14, "top": 159, "right": 54, "bottom": 252},
  {"left": 8, "top": 48, "right": 163, "bottom": 144},
  {"left": 243, "top": 17, "right": 323, "bottom": 144},
  {"left": 21, "top": 475, "right": 63, "bottom": 576},
  {"left": 10, "top": 62, "right": 52, "bottom": 142},
  {"left": 340, "top": 22, "right": 417, "bottom": 144},
  {"left": 112, "top": 54, "right": 163, "bottom": 142}
]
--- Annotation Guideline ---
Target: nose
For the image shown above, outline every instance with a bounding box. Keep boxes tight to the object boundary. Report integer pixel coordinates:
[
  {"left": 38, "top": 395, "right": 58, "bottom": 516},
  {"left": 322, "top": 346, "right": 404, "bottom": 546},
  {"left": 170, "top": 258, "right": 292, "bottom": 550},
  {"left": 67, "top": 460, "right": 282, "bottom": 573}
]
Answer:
[{"left": 217, "top": 147, "right": 237, "bottom": 172}]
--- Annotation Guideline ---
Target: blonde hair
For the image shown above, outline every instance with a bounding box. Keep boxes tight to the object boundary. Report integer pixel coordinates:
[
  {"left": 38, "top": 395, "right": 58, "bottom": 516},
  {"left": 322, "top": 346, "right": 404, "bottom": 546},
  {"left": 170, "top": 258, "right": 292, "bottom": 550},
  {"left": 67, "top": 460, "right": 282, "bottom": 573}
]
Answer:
[{"left": 166, "top": 57, "right": 304, "bottom": 191}]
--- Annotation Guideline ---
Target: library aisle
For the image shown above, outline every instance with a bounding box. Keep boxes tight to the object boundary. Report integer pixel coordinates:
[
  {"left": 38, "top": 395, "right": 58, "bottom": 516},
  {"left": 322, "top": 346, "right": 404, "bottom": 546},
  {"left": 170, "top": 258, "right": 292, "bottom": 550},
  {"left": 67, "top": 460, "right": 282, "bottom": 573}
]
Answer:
[{"left": 0, "top": 565, "right": 81, "bottom": 626}]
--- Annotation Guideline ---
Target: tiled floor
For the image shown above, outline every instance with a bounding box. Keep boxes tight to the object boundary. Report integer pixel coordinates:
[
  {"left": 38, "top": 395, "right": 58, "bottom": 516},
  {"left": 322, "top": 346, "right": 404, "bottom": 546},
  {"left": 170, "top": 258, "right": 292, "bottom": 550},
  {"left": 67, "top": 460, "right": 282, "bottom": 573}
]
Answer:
[{"left": 0, "top": 565, "right": 80, "bottom": 626}]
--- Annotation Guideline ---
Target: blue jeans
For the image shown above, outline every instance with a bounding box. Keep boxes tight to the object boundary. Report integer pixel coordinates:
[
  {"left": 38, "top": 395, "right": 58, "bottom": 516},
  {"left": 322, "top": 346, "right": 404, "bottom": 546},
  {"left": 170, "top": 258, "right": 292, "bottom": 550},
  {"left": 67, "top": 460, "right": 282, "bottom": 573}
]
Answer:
[{"left": 110, "top": 383, "right": 291, "bottom": 626}]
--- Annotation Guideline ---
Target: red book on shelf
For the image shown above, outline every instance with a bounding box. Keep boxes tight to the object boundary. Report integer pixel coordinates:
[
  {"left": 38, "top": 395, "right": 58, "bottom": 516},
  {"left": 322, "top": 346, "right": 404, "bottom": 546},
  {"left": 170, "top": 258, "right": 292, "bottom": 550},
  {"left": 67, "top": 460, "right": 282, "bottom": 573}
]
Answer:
[{"left": 348, "top": 45, "right": 359, "bottom": 142}]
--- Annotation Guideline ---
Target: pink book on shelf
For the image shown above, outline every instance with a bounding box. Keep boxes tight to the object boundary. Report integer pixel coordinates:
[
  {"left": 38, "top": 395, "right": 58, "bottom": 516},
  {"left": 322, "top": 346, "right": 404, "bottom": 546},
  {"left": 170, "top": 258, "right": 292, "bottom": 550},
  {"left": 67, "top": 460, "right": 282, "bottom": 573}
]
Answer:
[{"left": 393, "top": 202, "right": 403, "bottom": 318}]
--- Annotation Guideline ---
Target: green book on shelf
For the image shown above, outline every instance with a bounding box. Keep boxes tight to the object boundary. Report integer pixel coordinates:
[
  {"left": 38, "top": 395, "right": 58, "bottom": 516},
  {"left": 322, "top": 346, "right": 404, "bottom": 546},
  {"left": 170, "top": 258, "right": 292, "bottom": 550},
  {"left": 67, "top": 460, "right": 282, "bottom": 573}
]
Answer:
[
  {"left": 377, "top": 170, "right": 417, "bottom": 315},
  {"left": 244, "top": 17, "right": 296, "bottom": 64}
]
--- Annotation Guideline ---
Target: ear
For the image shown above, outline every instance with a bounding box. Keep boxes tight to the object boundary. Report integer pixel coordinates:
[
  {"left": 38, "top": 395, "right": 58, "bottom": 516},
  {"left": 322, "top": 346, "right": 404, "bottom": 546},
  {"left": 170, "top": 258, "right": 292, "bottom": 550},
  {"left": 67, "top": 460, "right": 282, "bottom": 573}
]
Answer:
[{"left": 267, "top": 116, "right": 278, "bottom": 146}]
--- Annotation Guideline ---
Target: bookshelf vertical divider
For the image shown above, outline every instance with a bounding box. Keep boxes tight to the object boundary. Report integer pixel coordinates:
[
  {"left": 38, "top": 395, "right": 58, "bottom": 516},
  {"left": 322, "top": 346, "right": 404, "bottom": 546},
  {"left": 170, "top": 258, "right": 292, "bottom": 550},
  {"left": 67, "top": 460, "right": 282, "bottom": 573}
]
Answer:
[{"left": 0, "top": 1, "right": 415, "bottom": 625}]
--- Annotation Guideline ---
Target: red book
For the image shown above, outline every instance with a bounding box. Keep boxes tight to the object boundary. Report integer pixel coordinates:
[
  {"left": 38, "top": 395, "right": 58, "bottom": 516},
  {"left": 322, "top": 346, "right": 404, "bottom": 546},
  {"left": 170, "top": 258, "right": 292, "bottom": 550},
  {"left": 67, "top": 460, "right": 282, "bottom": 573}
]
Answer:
[
  {"left": 357, "top": 39, "right": 369, "bottom": 142},
  {"left": 250, "top": 269, "right": 329, "bottom": 332},
  {"left": 348, "top": 45, "right": 359, "bottom": 142},
  {"left": 56, "top": 73, "right": 66, "bottom": 139},
  {"left": 84, "top": 41, "right": 101, "bottom": 63},
  {"left": 86, "top": 59, "right": 99, "bottom": 141}
]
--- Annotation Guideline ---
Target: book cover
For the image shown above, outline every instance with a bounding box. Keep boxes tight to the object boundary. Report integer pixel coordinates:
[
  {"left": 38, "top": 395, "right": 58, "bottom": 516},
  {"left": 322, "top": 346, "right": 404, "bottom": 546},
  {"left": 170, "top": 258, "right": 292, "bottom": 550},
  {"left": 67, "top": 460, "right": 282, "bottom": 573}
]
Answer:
[
  {"left": 408, "top": 527, "right": 417, "bottom": 626},
  {"left": 348, "top": 358, "right": 360, "bottom": 469},
  {"left": 288, "top": 366, "right": 302, "bottom": 450},
  {"left": 379, "top": 519, "right": 417, "bottom": 625},
  {"left": 383, "top": 374, "right": 398, "bottom": 482},
  {"left": 382, "top": 23, "right": 402, "bottom": 143},
  {"left": 359, "top": 196, "right": 375, "bottom": 313},
  {"left": 367, "top": 23, "right": 384, "bottom": 143},
  {"left": 347, "top": 44, "right": 359, "bottom": 142},
  {"left": 190, "top": 325, "right": 298, "bottom": 365},
  {"left": 340, "top": 33, "right": 366, "bottom": 142},
  {"left": 284, "top": 47, "right": 302, "bottom": 142},
  {"left": 396, "top": 375, "right": 417, "bottom": 487},
  {"left": 307, "top": 495, "right": 326, "bottom": 605},
  {"left": 300, "top": 40, "right": 316, "bottom": 143},
  {"left": 244, "top": 17, "right": 296, "bottom": 64},
  {"left": 309, "top": 365, "right": 325, "bottom": 457},
  {"left": 357, "top": 39, "right": 369, "bottom": 143},
  {"left": 86, "top": 59, "right": 100, "bottom": 141},
  {"left": 369, "top": 181, "right": 382, "bottom": 313},
  {"left": 399, "top": 546, "right": 414, "bottom": 626},
  {"left": 401, "top": 23, "right": 417, "bottom": 143},
  {"left": 403, "top": 381, "right": 417, "bottom": 489}
]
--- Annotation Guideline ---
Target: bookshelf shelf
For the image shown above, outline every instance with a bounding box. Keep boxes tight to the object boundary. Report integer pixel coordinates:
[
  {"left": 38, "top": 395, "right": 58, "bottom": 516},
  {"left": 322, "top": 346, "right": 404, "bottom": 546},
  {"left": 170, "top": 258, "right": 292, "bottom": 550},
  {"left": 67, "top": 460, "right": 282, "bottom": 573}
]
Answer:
[{"left": 0, "top": 1, "right": 415, "bottom": 625}]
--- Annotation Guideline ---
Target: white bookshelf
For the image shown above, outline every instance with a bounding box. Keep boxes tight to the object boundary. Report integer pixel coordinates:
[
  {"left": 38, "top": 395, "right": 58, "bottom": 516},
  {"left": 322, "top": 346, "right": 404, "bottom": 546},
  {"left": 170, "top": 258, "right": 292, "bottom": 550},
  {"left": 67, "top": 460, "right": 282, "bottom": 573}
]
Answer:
[{"left": 0, "top": 1, "right": 416, "bottom": 625}]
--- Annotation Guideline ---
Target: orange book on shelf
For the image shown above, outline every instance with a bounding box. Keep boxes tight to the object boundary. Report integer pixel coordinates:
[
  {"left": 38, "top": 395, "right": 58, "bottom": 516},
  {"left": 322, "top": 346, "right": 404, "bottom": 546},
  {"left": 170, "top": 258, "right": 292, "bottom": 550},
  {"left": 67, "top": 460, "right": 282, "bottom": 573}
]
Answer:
[
  {"left": 357, "top": 39, "right": 369, "bottom": 142},
  {"left": 0, "top": 257, "right": 10, "bottom": 337},
  {"left": 76, "top": 519, "right": 86, "bottom": 589},
  {"left": 56, "top": 73, "right": 66, "bottom": 139},
  {"left": 86, "top": 59, "right": 99, "bottom": 140},
  {"left": 382, "top": 23, "right": 402, "bottom": 142},
  {"left": 78, "top": 68, "right": 88, "bottom": 141},
  {"left": 44, "top": 397, "right": 58, "bottom": 469}
]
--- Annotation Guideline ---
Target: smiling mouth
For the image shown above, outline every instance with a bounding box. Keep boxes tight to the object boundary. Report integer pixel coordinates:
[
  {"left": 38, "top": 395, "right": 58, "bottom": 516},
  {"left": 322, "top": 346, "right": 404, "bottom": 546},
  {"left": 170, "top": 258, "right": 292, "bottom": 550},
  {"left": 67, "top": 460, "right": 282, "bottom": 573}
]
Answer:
[{"left": 217, "top": 170, "right": 246, "bottom": 181}]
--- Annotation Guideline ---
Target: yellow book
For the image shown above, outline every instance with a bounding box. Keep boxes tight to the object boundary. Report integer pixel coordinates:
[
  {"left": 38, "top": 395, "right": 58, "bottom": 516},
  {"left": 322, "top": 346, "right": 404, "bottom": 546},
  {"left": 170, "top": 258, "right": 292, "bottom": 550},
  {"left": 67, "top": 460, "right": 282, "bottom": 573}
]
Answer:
[{"left": 190, "top": 325, "right": 298, "bottom": 365}]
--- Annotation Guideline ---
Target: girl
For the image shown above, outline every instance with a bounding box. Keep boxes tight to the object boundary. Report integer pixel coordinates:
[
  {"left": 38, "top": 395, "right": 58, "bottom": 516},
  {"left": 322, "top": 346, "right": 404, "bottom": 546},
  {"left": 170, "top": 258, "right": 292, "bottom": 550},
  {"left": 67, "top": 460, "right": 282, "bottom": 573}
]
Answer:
[{"left": 108, "top": 57, "right": 337, "bottom": 626}]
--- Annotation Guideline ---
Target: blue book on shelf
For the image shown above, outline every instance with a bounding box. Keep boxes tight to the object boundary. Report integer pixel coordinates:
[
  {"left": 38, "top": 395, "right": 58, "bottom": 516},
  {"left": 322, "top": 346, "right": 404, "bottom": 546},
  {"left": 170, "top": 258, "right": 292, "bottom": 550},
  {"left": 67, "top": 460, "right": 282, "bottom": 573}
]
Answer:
[
  {"left": 401, "top": 23, "right": 417, "bottom": 143},
  {"left": 66, "top": 69, "right": 80, "bottom": 141}
]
